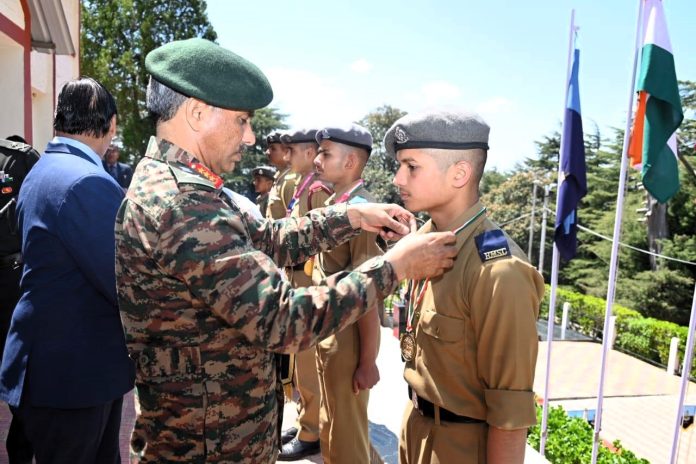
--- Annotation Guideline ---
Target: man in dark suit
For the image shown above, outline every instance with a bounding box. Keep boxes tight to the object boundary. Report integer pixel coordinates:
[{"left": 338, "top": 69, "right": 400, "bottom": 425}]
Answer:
[
  {"left": 102, "top": 144, "right": 133, "bottom": 189},
  {"left": 0, "top": 78, "right": 135, "bottom": 463}
]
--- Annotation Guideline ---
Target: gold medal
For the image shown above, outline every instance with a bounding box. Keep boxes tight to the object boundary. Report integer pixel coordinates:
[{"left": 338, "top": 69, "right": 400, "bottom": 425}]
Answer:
[
  {"left": 304, "top": 257, "right": 314, "bottom": 277},
  {"left": 400, "top": 331, "right": 416, "bottom": 362}
]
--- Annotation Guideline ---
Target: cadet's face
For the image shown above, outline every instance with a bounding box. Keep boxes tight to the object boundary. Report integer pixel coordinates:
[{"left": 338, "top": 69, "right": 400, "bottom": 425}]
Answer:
[
  {"left": 253, "top": 175, "right": 273, "bottom": 194},
  {"left": 314, "top": 141, "right": 347, "bottom": 184},
  {"left": 287, "top": 144, "right": 315, "bottom": 173},
  {"left": 393, "top": 149, "right": 449, "bottom": 213},
  {"left": 199, "top": 107, "right": 255, "bottom": 174},
  {"left": 266, "top": 143, "right": 288, "bottom": 168}
]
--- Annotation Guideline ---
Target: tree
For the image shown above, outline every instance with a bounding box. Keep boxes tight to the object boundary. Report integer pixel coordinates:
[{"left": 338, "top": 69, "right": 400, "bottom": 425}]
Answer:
[
  {"left": 80, "top": 0, "right": 217, "bottom": 164},
  {"left": 359, "top": 105, "right": 407, "bottom": 204}
]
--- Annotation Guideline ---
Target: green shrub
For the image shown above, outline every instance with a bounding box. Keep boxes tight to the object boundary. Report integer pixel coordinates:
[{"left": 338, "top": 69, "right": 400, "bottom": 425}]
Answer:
[
  {"left": 541, "top": 286, "right": 695, "bottom": 377},
  {"left": 528, "top": 405, "right": 649, "bottom": 463}
]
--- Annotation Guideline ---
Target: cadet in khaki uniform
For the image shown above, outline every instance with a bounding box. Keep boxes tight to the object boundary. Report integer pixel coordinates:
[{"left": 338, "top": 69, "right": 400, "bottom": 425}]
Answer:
[
  {"left": 312, "top": 125, "right": 383, "bottom": 464},
  {"left": 115, "top": 38, "right": 460, "bottom": 463},
  {"left": 265, "top": 131, "right": 298, "bottom": 220},
  {"left": 384, "top": 111, "right": 545, "bottom": 464},
  {"left": 251, "top": 165, "right": 276, "bottom": 217},
  {"left": 278, "top": 128, "right": 333, "bottom": 460}
]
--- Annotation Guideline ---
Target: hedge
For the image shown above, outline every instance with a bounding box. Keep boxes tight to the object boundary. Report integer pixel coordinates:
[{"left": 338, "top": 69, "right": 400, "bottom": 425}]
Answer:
[{"left": 541, "top": 286, "right": 695, "bottom": 377}]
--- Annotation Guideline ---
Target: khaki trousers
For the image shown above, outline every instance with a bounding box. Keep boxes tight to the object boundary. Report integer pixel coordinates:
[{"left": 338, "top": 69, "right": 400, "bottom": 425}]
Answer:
[
  {"left": 316, "top": 324, "right": 369, "bottom": 464},
  {"left": 399, "top": 402, "right": 488, "bottom": 464},
  {"left": 289, "top": 268, "right": 321, "bottom": 442}
]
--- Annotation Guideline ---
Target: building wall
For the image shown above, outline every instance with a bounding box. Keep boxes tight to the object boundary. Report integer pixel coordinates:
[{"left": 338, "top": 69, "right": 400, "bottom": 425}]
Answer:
[{"left": 0, "top": 0, "right": 25, "bottom": 140}]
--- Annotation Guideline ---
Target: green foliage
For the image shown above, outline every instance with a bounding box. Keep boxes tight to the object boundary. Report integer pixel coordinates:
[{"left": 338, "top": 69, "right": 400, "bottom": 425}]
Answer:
[
  {"left": 359, "top": 105, "right": 407, "bottom": 203},
  {"left": 80, "top": 0, "right": 217, "bottom": 164},
  {"left": 528, "top": 405, "right": 649, "bottom": 463},
  {"left": 541, "top": 286, "right": 696, "bottom": 376}
]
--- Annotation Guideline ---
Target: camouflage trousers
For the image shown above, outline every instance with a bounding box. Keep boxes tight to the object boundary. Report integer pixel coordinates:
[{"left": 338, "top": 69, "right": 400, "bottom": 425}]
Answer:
[{"left": 130, "top": 377, "right": 281, "bottom": 463}]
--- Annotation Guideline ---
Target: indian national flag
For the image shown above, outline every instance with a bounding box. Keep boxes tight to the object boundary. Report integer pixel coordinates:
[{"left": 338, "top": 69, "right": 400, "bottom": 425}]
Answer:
[{"left": 628, "top": 0, "right": 683, "bottom": 203}]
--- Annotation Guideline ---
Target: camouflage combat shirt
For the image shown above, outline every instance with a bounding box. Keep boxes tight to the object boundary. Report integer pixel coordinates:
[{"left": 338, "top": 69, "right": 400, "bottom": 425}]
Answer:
[{"left": 115, "top": 137, "right": 397, "bottom": 463}]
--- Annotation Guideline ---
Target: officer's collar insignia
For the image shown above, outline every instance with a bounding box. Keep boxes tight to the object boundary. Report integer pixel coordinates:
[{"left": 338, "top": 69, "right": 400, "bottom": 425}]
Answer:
[
  {"left": 394, "top": 126, "right": 409, "bottom": 144},
  {"left": 189, "top": 161, "right": 223, "bottom": 189},
  {"left": 475, "top": 230, "right": 511, "bottom": 262}
]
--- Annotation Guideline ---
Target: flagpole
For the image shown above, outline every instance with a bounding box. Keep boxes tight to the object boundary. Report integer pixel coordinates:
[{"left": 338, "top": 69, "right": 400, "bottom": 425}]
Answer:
[
  {"left": 669, "top": 284, "right": 696, "bottom": 463},
  {"left": 591, "top": 1, "right": 644, "bottom": 462},
  {"left": 539, "top": 8, "right": 575, "bottom": 456}
]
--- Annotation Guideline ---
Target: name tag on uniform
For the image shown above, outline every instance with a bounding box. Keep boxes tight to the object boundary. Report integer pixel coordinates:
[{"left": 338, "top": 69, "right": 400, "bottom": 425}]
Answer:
[{"left": 475, "top": 230, "right": 511, "bottom": 263}]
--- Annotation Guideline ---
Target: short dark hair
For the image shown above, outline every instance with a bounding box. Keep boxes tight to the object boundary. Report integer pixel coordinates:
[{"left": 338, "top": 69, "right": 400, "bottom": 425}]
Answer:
[
  {"left": 146, "top": 77, "right": 188, "bottom": 125},
  {"left": 53, "top": 77, "right": 117, "bottom": 138},
  {"left": 5, "top": 135, "right": 26, "bottom": 143}
]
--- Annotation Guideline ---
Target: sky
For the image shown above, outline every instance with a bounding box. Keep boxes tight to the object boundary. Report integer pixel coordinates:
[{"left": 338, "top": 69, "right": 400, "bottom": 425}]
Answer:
[{"left": 206, "top": 0, "right": 695, "bottom": 172}]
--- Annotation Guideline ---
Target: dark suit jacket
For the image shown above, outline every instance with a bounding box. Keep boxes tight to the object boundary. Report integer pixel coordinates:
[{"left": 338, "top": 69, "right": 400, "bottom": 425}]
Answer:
[
  {"left": 0, "top": 140, "right": 135, "bottom": 408},
  {"left": 103, "top": 160, "right": 133, "bottom": 189}
]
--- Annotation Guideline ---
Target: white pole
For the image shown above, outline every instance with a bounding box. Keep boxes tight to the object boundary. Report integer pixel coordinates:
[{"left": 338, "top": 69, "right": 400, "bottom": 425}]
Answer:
[
  {"left": 591, "top": 2, "right": 644, "bottom": 461},
  {"left": 667, "top": 337, "right": 679, "bottom": 375},
  {"left": 539, "top": 9, "right": 575, "bottom": 456},
  {"left": 669, "top": 284, "right": 696, "bottom": 464},
  {"left": 538, "top": 184, "right": 551, "bottom": 274},
  {"left": 528, "top": 182, "right": 538, "bottom": 262},
  {"left": 561, "top": 302, "right": 571, "bottom": 340}
]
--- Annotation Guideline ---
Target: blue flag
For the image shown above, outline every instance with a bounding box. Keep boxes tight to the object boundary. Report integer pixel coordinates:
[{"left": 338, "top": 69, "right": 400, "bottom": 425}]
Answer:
[{"left": 554, "top": 48, "right": 587, "bottom": 261}]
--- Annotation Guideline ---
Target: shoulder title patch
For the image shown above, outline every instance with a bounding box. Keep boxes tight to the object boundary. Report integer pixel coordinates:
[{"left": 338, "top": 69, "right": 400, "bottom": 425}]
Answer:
[{"left": 475, "top": 229, "right": 511, "bottom": 262}]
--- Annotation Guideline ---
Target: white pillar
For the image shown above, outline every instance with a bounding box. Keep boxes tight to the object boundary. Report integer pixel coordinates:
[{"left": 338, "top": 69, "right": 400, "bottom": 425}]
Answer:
[
  {"left": 538, "top": 184, "right": 551, "bottom": 274},
  {"left": 667, "top": 337, "right": 680, "bottom": 375},
  {"left": 528, "top": 182, "right": 538, "bottom": 262},
  {"left": 561, "top": 302, "right": 571, "bottom": 340}
]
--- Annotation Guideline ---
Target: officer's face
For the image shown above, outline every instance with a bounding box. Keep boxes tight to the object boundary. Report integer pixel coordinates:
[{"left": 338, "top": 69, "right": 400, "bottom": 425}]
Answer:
[
  {"left": 314, "top": 141, "right": 348, "bottom": 184},
  {"left": 393, "top": 149, "right": 449, "bottom": 213},
  {"left": 266, "top": 143, "right": 288, "bottom": 168},
  {"left": 198, "top": 106, "right": 255, "bottom": 174}
]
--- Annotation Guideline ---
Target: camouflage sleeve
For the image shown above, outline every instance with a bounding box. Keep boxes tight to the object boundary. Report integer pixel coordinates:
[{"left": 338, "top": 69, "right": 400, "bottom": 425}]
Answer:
[
  {"left": 245, "top": 203, "right": 360, "bottom": 267},
  {"left": 155, "top": 196, "right": 398, "bottom": 352}
]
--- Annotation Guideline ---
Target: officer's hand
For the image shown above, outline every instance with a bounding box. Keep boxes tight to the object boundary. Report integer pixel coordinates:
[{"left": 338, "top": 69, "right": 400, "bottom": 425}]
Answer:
[
  {"left": 346, "top": 203, "right": 416, "bottom": 240},
  {"left": 385, "top": 231, "right": 457, "bottom": 281},
  {"left": 353, "top": 362, "right": 380, "bottom": 394}
]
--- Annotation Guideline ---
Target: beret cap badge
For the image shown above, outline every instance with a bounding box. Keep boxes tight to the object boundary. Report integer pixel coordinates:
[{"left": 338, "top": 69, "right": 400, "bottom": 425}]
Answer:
[{"left": 394, "top": 127, "right": 409, "bottom": 144}]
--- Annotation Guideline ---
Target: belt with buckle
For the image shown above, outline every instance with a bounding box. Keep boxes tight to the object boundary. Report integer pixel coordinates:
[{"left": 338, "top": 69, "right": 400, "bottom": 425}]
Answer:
[
  {"left": 0, "top": 252, "right": 21, "bottom": 268},
  {"left": 408, "top": 386, "right": 485, "bottom": 424}
]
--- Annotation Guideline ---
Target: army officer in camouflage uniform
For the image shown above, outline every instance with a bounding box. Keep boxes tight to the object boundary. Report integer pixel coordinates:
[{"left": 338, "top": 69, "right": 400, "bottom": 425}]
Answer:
[{"left": 115, "top": 38, "right": 458, "bottom": 464}]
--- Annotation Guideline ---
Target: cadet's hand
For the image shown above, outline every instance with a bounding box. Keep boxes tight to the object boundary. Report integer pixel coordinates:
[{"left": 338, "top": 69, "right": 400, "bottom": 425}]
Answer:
[
  {"left": 385, "top": 231, "right": 457, "bottom": 281},
  {"left": 346, "top": 203, "right": 416, "bottom": 240},
  {"left": 352, "top": 362, "right": 380, "bottom": 394}
]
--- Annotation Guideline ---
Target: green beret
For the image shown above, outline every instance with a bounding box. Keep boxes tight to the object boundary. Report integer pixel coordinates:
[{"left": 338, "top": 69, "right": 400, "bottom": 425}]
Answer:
[{"left": 145, "top": 38, "right": 273, "bottom": 111}]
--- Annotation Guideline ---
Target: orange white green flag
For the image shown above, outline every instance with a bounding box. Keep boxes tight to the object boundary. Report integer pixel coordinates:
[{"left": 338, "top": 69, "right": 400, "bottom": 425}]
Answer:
[{"left": 628, "top": 0, "right": 683, "bottom": 203}]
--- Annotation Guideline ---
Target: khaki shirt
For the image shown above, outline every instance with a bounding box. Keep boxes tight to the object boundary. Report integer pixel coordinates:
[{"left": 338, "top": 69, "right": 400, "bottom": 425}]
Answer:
[
  {"left": 287, "top": 173, "right": 332, "bottom": 287},
  {"left": 404, "top": 201, "right": 545, "bottom": 430},
  {"left": 312, "top": 185, "right": 382, "bottom": 282},
  {"left": 266, "top": 168, "right": 299, "bottom": 220}
]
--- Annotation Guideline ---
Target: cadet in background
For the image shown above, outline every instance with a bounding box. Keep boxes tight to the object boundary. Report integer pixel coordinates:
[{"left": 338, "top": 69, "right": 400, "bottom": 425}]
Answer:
[
  {"left": 278, "top": 128, "right": 333, "bottom": 461},
  {"left": 312, "top": 124, "right": 383, "bottom": 464},
  {"left": 251, "top": 165, "right": 276, "bottom": 218}
]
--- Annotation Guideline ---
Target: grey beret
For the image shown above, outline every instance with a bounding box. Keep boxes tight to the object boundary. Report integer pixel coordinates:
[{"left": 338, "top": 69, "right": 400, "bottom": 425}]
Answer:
[
  {"left": 265, "top": 131, "right": 284, "bottom": 145},
  {"left": 383, "top": 110, "right": 490, "bottom": 157},
  {"left": 251, "top": 165, "right": 277, "bottom": 179},
  {"left": 280, "top": 128, "right": 319, "bottom": 145},
  {"left": 315, "top": 123, "right": 373, "bottom": 155}
]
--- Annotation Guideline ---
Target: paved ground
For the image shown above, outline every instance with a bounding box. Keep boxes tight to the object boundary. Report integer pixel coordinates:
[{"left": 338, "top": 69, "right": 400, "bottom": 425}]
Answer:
[{"left": 536, "top": 340, "right": 696, "bottom": 463}]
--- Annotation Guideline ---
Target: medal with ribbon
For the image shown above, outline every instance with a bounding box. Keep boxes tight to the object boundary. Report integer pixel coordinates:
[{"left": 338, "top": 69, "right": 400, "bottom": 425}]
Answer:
[
  {"left": 400, "top": 206, "right": 487, "bottom": 362},
  {"left": 286, "top": 173, "right": 315, "bottom": 217}
]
